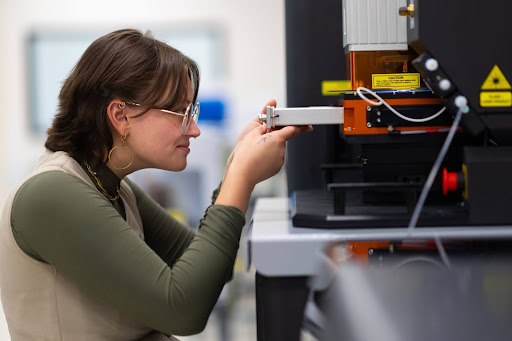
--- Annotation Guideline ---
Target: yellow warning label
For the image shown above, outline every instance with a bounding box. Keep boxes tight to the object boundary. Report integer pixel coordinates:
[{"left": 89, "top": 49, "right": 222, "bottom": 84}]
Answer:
[
  {"left": 481, "top": 65, "right": 511, "bottom": 90},
  {"left": 372, "top": 73, "right": 420, "bottom": 89},
  {"left": 321, "top": 80, "right": 352, "bottom": 96},
  {"left": 480, "top": 91, "right": 512, "bottom": 107}
]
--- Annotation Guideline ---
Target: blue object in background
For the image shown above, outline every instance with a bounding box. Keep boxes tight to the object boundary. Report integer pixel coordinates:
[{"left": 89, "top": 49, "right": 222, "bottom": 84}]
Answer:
[{"left": 197, "top": 99, "right": 225, "bottom": 124}]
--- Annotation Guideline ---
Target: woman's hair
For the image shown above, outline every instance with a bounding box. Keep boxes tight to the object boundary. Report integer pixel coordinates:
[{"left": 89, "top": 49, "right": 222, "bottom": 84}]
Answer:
[{"left": 45, "top": 28, "right": 200, "bottom": 162}]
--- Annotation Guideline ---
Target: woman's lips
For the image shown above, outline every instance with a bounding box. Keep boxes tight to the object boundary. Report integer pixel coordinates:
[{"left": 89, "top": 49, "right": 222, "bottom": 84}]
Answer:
[{"left": 177, "top": 145, "right": 190, "bottom": 153}]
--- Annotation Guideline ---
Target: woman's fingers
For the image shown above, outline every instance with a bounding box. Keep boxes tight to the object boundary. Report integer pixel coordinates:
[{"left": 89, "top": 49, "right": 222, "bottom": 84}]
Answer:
[
  {"left": 240, "top": 99, "right": 278, "bottom": 142},
  {"left": 247, "top": 123, "right": 268, "bottom": 137},
  {"left": 260, "top": 99, "right": 277, "bottom": 115},
  {"left": 268, "top": 124, "right": 311, "bottom": 141}
]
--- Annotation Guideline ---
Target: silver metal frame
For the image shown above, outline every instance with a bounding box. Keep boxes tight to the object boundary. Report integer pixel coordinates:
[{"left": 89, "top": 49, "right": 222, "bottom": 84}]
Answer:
[{"left": 258, "top": 106, "right": 344, "bottom": 129}]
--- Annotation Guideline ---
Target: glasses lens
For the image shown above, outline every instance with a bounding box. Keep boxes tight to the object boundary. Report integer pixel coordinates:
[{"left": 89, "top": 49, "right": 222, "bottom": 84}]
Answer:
[
  {"left": 181, "top": 102, "right": 200, "bottom": 135},
  {"left": 192, "top": 102, "right": 200, "bottom": 123},
  {"left": 181, "top": 103, "right": 193, "bottom": 135}
]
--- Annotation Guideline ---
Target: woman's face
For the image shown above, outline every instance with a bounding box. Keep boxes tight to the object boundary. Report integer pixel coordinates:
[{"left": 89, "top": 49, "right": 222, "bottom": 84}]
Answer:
[{"left": 125, "top": 85, "right": 200, "bottom": 172}]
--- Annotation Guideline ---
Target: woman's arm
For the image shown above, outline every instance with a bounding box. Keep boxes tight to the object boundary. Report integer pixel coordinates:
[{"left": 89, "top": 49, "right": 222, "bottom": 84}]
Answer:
[
  {"left": 125, "top": 178, "right": 237, "bottom": 277},
  {"left": 12, "top": 171, "right": 244, "bottom": 336},
  {"left": 215, "top": 123, "right": 310, "bottom": 213},
  {"left": 216, "top": 99, "right": 311, "bottom": 213},
  {"left": 125, "top": 178, "right": 195, "bottom": 267}
]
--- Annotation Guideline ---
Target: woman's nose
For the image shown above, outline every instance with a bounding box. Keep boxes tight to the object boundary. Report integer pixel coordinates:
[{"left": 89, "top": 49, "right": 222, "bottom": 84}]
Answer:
[{"left": 186, "top": 119, "right": 201, "bottom": 138}]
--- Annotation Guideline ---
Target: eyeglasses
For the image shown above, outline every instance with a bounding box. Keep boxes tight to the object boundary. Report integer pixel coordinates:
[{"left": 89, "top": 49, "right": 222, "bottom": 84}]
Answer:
[{"left": 124, "top": 101, "right": 200, "bottom": 135}]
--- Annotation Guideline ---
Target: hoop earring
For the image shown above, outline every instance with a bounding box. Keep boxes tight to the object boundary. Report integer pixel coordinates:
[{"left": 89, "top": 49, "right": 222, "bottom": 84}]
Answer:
[
  {"left": 108, "top": 134, "right": 133, "bottom": 170},
  {"left": 119, "top": 102, "right": 126, "bottom": 110}
]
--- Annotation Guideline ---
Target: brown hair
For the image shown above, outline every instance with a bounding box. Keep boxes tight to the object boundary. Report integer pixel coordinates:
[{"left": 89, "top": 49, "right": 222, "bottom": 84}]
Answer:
[{"left": 45, "top": 28, "right": 200, "bottom": 162}]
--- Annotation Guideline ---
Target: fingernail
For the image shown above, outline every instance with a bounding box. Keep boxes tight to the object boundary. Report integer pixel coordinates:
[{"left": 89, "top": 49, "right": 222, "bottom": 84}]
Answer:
[{"left": 308, "top": 125, "right": 314, "bottom": 132}]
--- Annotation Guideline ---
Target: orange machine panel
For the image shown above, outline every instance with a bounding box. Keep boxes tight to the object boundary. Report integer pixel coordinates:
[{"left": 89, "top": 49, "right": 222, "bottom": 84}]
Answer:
[
  {"left": 343, "top": 97, "right": 445, "bottom": 135},
  {"left": 346, "top": 240, "right": 443, "bottom": 265},
  {"left": 346, "top": 241, "right": 391, "bottom": 265},
  {"left": 347, "top": 50, "right": 419, "bottom": 90}
]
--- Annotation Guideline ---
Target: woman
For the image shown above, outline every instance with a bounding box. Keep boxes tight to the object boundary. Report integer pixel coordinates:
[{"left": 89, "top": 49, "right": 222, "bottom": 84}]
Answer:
[{"left": 0, "top": 29, "right": 309, "bottom": 340}]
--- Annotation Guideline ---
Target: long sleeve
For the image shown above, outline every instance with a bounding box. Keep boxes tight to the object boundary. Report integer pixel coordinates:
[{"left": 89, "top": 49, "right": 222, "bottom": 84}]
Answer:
[
  {"left": 211, "top": 182, "right": 222, "bottom": 204},
  {"left": 124, "top": 178, "right": 196, "bottom": 267},
  {"left": 126, "top": 179, "right": 237, "bottom": 279},
  {"left": 11, "top": 171, "right": 245, "bottom": 336}
]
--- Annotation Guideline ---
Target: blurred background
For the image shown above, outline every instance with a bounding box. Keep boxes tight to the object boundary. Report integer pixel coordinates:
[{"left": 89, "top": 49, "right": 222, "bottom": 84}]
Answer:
[{"left": 0, "top": 0, "right": 290, "bottom": 340}]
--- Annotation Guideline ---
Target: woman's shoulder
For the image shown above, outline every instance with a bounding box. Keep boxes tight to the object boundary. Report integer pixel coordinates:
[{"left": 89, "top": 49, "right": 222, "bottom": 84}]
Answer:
[
  {"left": 18, "top": 170, "right": 90, "bottom": 192},
  {"left": 13, "top": 170, "right": 103, "bottom": 212}
]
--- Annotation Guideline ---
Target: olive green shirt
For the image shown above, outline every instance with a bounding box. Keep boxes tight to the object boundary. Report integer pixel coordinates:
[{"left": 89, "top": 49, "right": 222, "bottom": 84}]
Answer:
[{"left": 9, "top": 162, "right": 244, "bottom": 336}]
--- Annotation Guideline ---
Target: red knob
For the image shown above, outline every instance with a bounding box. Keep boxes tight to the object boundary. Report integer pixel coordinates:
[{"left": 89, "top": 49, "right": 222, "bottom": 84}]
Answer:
[{"left": 442, "top": 168, "right": 458, "bottom": 196}]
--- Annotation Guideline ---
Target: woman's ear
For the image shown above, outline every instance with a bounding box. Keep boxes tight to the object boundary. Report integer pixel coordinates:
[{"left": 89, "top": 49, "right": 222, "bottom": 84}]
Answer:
[{"left": 106, "top": 100, "right": 130, "bottom": 137}]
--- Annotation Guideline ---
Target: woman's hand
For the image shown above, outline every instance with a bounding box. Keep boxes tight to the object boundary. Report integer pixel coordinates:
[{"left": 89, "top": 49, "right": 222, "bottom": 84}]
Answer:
[
  {"left": 216, "top": 104, "right": 311, "bottom": 213},
  {"left": 223, "top": 99, "right": 276, "bottom": 182},
  {"left": 236, "top": 99, "right": 275, "bottom": 143},
  {"left": 227, "top": 123, "right": 309, "bottom": 186}
]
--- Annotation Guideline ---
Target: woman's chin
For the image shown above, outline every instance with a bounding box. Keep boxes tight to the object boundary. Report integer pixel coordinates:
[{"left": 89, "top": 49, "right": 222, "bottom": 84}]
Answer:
[{"left": 166, "top": 161, "right": 187, "bottom": 172}]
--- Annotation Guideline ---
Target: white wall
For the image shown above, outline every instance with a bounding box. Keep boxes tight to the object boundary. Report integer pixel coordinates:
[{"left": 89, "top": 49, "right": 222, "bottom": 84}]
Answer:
[{"left": 0, "top": 0, "right": 287, "bottom": 202}]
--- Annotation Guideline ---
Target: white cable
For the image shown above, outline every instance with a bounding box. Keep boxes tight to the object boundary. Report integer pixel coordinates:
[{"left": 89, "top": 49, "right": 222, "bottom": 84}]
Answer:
[
  {"left": 391, "top": 256, "right": 446, "bottom": 271},
  {"left": 408, "top": 106, "right": 464, "bottom": 230},
  {"left": 434, "top": 234, "right": 451, "bottom": 268},
  {"left": 356, "top": 87, "right": 446, "bottom": 123}
]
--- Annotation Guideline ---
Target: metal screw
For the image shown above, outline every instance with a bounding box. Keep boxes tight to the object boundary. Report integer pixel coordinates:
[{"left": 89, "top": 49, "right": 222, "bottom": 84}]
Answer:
[
  {"left": 366, "top": 106, "right": 372, "bottom": 111},
  {"left": 377, "top": 111, "right": 381, "bottom": 116},
  {"left": 376, "top": 118, "right": 381, "bottom": 123},
  {"left": 368, "top": 249, "right": 374, "bottom": 255},
  {"left": 367, "top": 122, "right": 372, "bottom": 128},
  {"left": 347, "top": 127, "right": 353, "bottom": 131},
  {"left": 387, "top": 125, "right": 395, "bottom": 132}
]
